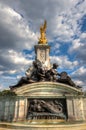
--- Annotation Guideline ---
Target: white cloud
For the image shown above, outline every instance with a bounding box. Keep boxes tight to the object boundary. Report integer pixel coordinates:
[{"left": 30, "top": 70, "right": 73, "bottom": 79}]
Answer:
[
  {"left": 8, "top": 70, "right": 17, "bottom": 74},
  {"left": 72, "top": 66, "right": 86, "bottom": 76},
  {"left": 74, "top": 79, "right": 84, "bottom": 86},
  {"left": 71, "top": 66, "right": 86, "bottom": 89},
  {"left": 0, "top": 0, "right": 86, "bottom": 89},
  {"left": 0, "top": 71, "right": 3, "bottom": 75},
  {"left": 80, "top": 32, "right": 86, "bottom": 39},
  {"left": 8, "top": 50, "right": 31, "bottom": 65},
  {"left": 69, "top": 39, "right": 83, "bottom": 52},
  {"left": 69, "top": 32, "right": 86, "bottom": 66},
  {"left": 0, "top": 85, "right": 4, "bottom": 90},
  {"left": 0, "top": 3, "right": 38, "bottom": 51},
  {"left": 50, "top": 55, "right": 78, "bottom": 69},
  {"left": 0, "top": 49, "right": 33, "bottom": 79},
  {"left": 6, "top": 0, "right": 84, "bottom": 43}
]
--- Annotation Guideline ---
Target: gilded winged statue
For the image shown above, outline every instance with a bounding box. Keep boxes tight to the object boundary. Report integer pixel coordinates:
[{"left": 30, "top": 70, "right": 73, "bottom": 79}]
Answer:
[{"left": 38, "top": 20, "right": 48, "bottom": 44}]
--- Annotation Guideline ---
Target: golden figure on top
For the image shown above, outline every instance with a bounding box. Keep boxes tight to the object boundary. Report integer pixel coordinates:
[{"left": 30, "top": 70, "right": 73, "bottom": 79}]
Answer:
[{"left": 38, "top": 20, "right": 48, "bottom": 44}]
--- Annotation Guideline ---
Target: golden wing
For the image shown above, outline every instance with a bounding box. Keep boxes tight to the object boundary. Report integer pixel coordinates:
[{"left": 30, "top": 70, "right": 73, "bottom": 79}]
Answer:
[{"left": 43, "top": 20, "right": 47, "bottom": 31}]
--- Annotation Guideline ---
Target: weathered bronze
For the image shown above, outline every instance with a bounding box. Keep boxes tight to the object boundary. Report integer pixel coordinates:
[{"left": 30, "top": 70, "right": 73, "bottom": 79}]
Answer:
[
  {"left": 57, "top": 72, "right": 76, "bottom": 87},
  {"left": 10, "top": 61, "right": 79, "bottom": 89},
  {"left": 27, "top": 99, "right": 67, "bottom": 120}
]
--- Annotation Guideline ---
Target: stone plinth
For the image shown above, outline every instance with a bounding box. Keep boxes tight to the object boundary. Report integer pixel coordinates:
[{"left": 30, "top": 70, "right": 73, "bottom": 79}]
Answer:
[
  {"left": 34, "top": 45, "right": 51, "bottom": 69},
  {"left": 0, "top": 122, "right": 86, "bottom": 130},
  {"left": 0, "top": 82, "right": 86, "bottom": 122},
  {"left": 12, "top": 82, "right": 85, "bottom": 122}
]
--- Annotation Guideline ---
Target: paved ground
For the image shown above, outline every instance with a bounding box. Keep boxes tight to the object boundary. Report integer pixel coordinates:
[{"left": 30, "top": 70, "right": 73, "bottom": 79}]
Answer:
[{"left": 0, "top": 126, "right": 86, "bottom": 130}]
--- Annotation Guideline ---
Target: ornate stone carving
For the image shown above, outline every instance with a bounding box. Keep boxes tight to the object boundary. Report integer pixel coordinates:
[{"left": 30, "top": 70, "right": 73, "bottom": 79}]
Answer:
[{"left": 27, "top": 99, "right": 66, "bottom": 120}]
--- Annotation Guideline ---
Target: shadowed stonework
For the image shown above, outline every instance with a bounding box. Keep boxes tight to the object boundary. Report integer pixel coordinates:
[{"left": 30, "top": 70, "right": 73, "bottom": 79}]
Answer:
[{"left": 27, "top": 98, "right": 67, "bottom": 120}]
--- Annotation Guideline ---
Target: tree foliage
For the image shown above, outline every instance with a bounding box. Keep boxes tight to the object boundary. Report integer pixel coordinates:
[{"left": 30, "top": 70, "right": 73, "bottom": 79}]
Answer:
[{"left": 0, "top": 90, "right": 16, "bottom": 96}]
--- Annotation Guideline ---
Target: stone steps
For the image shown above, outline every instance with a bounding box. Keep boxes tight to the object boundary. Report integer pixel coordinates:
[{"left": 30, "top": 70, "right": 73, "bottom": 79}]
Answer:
[{"left": 0, "top": 122, "right": 86, "bottom": 130}]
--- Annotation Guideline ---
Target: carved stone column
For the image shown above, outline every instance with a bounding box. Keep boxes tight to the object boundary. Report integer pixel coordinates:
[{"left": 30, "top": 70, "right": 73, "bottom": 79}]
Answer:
[
  {"left": 67, "top": 97, "right": 85, "bottom": 121},
  {"left": 13, "top": 99, "right": 19, "bottom": 121},
  {"left": 24, "top": 98, "right": 28, "bottom": 120},
  {"left": 66, "top": 98, "right": 75, "bottom": 120},
  {"left": 79, "top": 97, "right": 85, "bottom": 120},
  {"left": 17, "top": 99, "right": 25, "bottom": 121},
  {"left": 83, "top": 97, "right": 86, "bottom": 120}
]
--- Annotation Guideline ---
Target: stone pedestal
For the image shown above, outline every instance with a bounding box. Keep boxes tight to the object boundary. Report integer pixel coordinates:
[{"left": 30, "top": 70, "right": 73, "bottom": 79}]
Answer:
[
  {"left": 13, "top": 97, "right": 28, "bottom": 121},
  {"left": 67, "top": 97, "right": 85, "bottom": 121},
  {"left": 34, "top": 45, "right": 51, "bottom": 69},
  {"left": 66, "top": 98, "right": 75, "bottom": 120},
  {"left": 12, "top": 82, "right": 85, "bottom": 122},
  {"left": 83, "top": 98, "right": 86, "bottom": 119},
  {"left": 0, "top": 82, "right": 86, "bottom": 124},
  {"left": 18, "top": 99, "right": 25, "bottom": 120},
  {"left": 13, "top": 100, "right": 19, "bottom": 121}
]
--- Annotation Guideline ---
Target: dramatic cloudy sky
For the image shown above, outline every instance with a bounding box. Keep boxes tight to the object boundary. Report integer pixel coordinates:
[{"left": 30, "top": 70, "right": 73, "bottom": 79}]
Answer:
[{"left": 0, "top": 0, "right": 86, "bottom": 90}]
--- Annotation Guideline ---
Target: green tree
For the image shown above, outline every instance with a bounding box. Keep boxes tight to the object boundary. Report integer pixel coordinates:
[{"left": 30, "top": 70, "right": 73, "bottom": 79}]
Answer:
[{"left": 0, "top": 90, "right": 16, "bottom": 96}]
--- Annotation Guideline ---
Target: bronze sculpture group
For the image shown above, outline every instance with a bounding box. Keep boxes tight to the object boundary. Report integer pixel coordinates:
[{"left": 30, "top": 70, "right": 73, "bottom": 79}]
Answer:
[
  {"left": 10, "top": 20, "right": 81, "bottom": 89},
  {"left": 10, "top": 59, "right": 79, "bottom": 89}
]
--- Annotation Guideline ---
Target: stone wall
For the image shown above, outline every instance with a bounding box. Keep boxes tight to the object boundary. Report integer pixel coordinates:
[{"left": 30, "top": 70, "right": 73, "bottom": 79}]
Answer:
[
  {"left": 83, "top": 97, "right": 86, "bottom": 119},
  {"left": 66, "top": 97, "right": 86, "bottom": 121},
  {"left": 0, "top": 95, "right": 86, "bottom": 122},
  {"left": 13, "top": 97, "right": 27, "bottom": 121},
  {"left": 0, "top": 97, "right": 15, "bottom": 121},
  {"left": 0, "top": 96, "right": 27, "bottom": 122}
]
